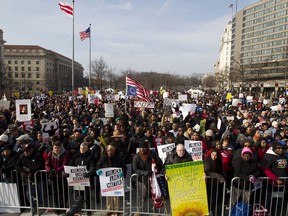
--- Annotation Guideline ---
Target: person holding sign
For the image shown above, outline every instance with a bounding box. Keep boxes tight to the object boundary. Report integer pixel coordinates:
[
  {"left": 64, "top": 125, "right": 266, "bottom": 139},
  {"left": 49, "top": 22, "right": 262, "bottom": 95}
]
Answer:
[
  {"left": 96, "top": 145, "right": 126, "bottom": 216},
  {"left": 164, "top": 144, "right": 192, "bottom": 165}
]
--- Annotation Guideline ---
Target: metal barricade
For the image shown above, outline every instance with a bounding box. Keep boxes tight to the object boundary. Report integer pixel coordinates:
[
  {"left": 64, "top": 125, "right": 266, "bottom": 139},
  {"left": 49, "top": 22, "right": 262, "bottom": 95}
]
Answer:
[
  {"left": 205, "top": 176, "right": 226, "bottom": 216},
  {"left": 228, "top": 177, "right": 288, "bottom": 216},
  {"left": 129, "top": 173, "right": 170, "bottom": 216},
  {"left": 0, "top": 170, "right": 34, "bottom": 213},
  {"left": 34, "top": 170, "right": 126, "bottom": 215}
]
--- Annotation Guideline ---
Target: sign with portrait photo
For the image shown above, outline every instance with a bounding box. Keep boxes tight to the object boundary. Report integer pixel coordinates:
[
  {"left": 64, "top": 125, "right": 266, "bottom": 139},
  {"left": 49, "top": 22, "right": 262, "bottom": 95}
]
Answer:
[{"left": 15, "top": 99, "right": 32, "bottom": 122}]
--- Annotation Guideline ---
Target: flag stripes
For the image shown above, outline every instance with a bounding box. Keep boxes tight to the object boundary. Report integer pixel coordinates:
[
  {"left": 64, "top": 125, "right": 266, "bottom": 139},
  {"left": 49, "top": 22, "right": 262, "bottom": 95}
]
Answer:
[{"left": 126, "top": 76, "right": 150, "bottom": 102}]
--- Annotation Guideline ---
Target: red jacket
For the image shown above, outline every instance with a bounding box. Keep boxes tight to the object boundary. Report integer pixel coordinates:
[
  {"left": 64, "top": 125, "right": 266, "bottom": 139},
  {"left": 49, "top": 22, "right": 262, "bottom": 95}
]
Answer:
[{"left": 45, "top": 149, "right": 70, "bottom": 176}]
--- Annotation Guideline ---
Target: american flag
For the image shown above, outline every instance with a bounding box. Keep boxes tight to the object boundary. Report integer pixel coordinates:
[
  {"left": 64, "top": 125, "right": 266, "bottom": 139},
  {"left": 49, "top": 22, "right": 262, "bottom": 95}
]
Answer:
[
  {"left": 126, "top": 76, "right": 150, "bottom": 102},
  {"left": 59, "top": 2, "right": 73, "bottom": 17},
  {"left": 79, "top": 27, "right": 90, "bottom": 41}
]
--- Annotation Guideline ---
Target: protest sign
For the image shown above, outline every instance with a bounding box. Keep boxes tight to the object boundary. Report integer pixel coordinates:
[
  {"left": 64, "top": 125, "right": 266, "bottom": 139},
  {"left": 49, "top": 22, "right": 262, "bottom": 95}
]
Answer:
[
  {"left": 166, "top": 161, "right": 209, "bottom": 215},
  {"left": 157, "top": 143, "right": 175, "bottom": 163},
  {"left": 99, "top": 167, "right": 124, "bottom": 197},
  {"left": 64, "top": 166, "right": 90, "bottom": 187},
  {"left": 104, "top": 103, "right": 114, "bottom": 117},
  {"left": 41, "top": 121, "right": 59, "bottom": 142},
  {"left": 134, "top": 101, "right": 155, "bottom": 109},
  {"left": 16, "top": 99, "right": 32, "bottom": 122},
  {"left": 0, "top": 100, "right": 10, "bottom": 111},
  {"left": 184, "top": 140, "right": 202, "bottom": 161},
  {"left": 178, "top": 94, "right": 187, "bottom": 101}
]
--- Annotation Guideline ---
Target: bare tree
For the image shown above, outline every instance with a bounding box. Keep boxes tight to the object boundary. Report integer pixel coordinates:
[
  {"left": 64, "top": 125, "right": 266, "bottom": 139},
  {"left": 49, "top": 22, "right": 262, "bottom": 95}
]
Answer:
[
  {"left": 91, "top": 57, "right": 109, "bottom": 91},
  {"left": 202, "top": 74, "right": 217, "bottom": 91}
]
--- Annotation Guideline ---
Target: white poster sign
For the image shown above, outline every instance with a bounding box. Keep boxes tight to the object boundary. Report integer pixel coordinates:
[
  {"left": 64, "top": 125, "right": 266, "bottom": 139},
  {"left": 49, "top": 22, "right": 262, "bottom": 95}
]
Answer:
[
  {"left": 232, "top": 99, "right": 239, "bottom": 106},
  {"left": 88, "top": 94, "right": 99, "bottom": 105},
  {"left": 64, "top": 166, "right": 90, "bottom": 187},
  {"left": 134, "top": 101, "right": 155, "bottom": 109},
  {"left": 99, "top": 167, "right": 124, "bottom": 197},
  {"left": 184, "top": 140, "right": 203, "bottom": 161},
  {"left": 157, "top": 143, "right": 175, "bottom": 163},
  {"left": 178, "top": 94, "right": 187, "bottom": 101},
  {"left": 41, "top": 121, "right": 59, "bottom": 142},
  {"left": 15, "top": 99, "right": 32, "bottom": 122},
  {"left": 0, "top": 100, "right": 10, "bottom": 110},
  {"left": 179, "top": 103, "right": 197, "bottom": 119},
  {"left": 247, "top": 96, "right": 253, "bottom": 103},
  {"left": 0, "top": 183, "right": 21, "bottom": 213},
  {"left": 105, "top": 103, "right": 114, "bottom": 118}
]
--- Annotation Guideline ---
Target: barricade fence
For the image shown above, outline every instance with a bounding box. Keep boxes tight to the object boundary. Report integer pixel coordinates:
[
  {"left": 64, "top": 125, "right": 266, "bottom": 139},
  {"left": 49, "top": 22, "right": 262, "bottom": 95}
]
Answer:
[{"left": 1, "top": 171, "right": 288, "bottom": 216}]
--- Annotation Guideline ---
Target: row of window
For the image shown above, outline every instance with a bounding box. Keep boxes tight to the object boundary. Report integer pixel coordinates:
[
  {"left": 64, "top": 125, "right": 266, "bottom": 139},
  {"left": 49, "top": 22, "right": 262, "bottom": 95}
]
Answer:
[
  {"left": 242, "top": 54, "right": 284, "bottom": 64},
  {"left": 7, "top": 60, "right": 40, "bottom": 65},
  {"left": 244, "top": 0, "right": 286, "bottom": 15},
  {"left": 244, "top": 7, "right": 287, "bottom": 23},
  {"left": 243, "top": 17, "right": 287, "bottom": 32},
  {"left": 242, "top": 32, "right": 288, "bottom": 45},
  {"left": 241, "top": 39, "right": 287, "bottom": 51},
  {"left": 8, "top": 72, "right": 40, "bottom": 79},
  {"left": 8, "top": 66, "right": 40, "bottom": 72},
  {"left": 242, "top": 24, "right": 288, "bottom": 39},
  {"left": 241, "top": 46, "right": 286, "bottom": 57}
]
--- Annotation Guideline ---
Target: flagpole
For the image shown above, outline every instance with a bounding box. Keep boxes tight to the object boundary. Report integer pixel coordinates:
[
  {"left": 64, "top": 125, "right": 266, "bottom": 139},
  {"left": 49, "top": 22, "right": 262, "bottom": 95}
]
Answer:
[
  {"left": 125, "top": 75, "right": 127, "bottom": 113},
  {"left": 235, "top": 0, "right": 238, "bottom": 14},
  {"left": 89, "top": 23, "right": 91, "bottom": 88},
  {"left": 72, "top": 0, "right": 75, "bottom": 92}
]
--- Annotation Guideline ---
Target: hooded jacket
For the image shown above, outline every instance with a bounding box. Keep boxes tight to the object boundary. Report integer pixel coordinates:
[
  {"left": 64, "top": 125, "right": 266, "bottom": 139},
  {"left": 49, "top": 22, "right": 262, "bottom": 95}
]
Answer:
[
  {"left": 45, "top": 148, "right": 70, "bottom": 176},
  {"left": 262, "top": 147, "right": 288, "bottom": 181}
]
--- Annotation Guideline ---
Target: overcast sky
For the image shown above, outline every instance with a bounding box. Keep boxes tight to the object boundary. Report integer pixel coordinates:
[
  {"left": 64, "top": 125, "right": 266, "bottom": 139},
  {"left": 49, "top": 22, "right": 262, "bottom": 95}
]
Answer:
[{"left": 0, "top": 0, "right": 257, "bottom": 77}]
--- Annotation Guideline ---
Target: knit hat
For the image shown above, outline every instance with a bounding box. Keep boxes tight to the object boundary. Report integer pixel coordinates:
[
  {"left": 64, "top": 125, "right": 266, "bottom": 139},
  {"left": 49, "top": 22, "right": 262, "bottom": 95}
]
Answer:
[
  {"left": 241, "top": 147, "right": 253, "bottom": 158},
  {"left": 139, "top": 139, "right": 149, "bottom": 149},
  {"left": 0, "top": 134, "right": 8, "bottom": 143},
  {"left": 272, "top": 141, "right": 285, "bottom": 150},
  {"left": 205, "top": 129, "right": 214, "bottom": 137},
  {"left": 264, "top": 130, "right": 272, "bottom": 137}
]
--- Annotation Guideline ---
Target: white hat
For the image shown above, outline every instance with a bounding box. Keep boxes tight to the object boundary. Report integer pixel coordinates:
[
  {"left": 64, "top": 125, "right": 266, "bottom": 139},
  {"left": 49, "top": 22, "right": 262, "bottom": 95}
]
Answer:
[
  {"left": 16, "top": 134, "right": 30, "bottom": 141},
  {"left": 0, "top": 134, "right": 8, "bottom": 143}
]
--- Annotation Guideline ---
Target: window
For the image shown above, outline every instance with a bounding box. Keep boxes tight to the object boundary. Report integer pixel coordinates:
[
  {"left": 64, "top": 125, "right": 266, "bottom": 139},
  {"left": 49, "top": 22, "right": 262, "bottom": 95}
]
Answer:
[
  {"left": 28, "top": 73, "right": 32, "bottom": 78},
  {"left": 15, "top": 73, "right": 18, "bottom": 78},
  {"left": 28, "top": 61, "right": 31, "bottom": 64},
  {"left": 28, "top": 67, "right": 31, "bottom": 71},
  {"left": 21, "top": 60, "right": 24, "bottom": 64},
  {"left": 22, "top": 73, "right": 25, "bottom": 78},
  {"left": 8, "top": 60, "right": 11, "bottom": 64},
  {"left": 37, "top": 81, "right": 40, "bottom": 85},
  {"left": 36, "top": 61, "right": 39, "bottom": 65},
  {"left": 21, "top": 67, "right": 25, "bottom": 71},
  {"left": 8, "top": 66, "right": 11, "bottom": 71},
  {"left": 14, "top": 60, "right": 18, "bottom": 64},
  {"left": 15, "top": 66, "right": 18, "bottom": 71},
  {"left": 36, "top": 67, "right": 39, "bottom": 71},
  {"left": 36, "top": 73, "right": 40, "bottom": 79},
  {"left": 8, "top": 73, "right": 12, "bottom": 78}
]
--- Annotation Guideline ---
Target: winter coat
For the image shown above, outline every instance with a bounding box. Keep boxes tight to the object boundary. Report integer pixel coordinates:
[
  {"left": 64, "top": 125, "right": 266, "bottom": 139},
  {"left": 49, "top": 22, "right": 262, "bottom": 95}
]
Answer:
[
  {"left": 262, "top": 147, "right": 288, "bottom": 182},
  {"left": 45, "top": 149, "right": 70, "bottom": 176},
  {"left": 232, "top": 156, "right": 260, "bottom": 189},
  {"left": 132, "top": 151, "right": 162, "bottom": 184},
  {"left": 164, "top": 149, "right": 192, "bottom": 165},
  {"left": 69, "top": 149, "right": 96, "bottom": 176},
  {"left": 0, "top": 151, "right": 19, "bottom": 182}
]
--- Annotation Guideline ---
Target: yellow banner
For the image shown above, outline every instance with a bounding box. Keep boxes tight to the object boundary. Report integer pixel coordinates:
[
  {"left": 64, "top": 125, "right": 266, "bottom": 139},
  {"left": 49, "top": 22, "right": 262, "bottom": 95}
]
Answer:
[{"left": 166, "top": 161, "right": 209, "bottom": 216}]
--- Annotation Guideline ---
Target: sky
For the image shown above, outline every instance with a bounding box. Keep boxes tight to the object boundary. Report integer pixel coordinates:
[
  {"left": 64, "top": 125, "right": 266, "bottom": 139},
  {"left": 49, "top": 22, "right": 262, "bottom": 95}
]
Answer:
[{"left": 0, "top": 0, "right": 257, "bottom": 77}]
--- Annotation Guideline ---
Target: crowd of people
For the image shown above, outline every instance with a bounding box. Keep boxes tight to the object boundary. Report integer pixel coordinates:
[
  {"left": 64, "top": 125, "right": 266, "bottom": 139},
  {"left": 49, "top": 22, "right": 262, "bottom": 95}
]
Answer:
[{"left": 0, "top": 90, "right": 288, "bottom": 215}]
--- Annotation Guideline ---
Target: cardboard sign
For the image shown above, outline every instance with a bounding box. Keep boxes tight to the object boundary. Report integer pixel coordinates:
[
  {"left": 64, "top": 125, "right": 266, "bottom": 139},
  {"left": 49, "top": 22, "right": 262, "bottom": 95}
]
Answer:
[
  {"left": 16, "top": 99, "right": 32, "bottom": 122},
  {"left": 104, "top": 103, "right": 114, "bottom": 118}
]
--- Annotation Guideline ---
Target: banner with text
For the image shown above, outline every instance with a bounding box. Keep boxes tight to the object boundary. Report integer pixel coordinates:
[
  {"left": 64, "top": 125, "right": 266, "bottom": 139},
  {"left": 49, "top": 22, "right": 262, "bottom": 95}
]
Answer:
[
  {"left": 166, "top": 161, "right": 208, "bottom": 216},
  {"left": 134, "top": 101, "right": 155, "bottom": 109}
]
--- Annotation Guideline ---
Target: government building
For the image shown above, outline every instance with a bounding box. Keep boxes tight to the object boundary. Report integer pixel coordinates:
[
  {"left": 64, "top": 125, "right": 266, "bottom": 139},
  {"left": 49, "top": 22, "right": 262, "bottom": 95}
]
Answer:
[
  {"left": 216, "top": 0, "right": 288, "bottom": 96},
  {"left": 0, "top": 29, "right": 84, "bottom": 95}
]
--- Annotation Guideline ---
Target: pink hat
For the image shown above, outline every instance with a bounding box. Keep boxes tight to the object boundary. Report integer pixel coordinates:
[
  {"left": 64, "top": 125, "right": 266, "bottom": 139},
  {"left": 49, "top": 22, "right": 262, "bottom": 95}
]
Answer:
[{"left": 241, "top": 147, "right": 253, "bottom": 158}]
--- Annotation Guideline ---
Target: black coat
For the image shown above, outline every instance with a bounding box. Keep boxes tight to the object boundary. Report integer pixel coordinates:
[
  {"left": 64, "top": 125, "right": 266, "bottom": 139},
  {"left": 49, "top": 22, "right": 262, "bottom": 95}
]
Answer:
[
  {"left": 69, "top": 150, "right": 96, "bottom": 176},
  {"left": 164, "top": 149, "right": 192, "bottom": 165},
  {"left": 132, "top": 151, "right": 162, "bottom": 184},
  {"left": 0, "top": 151, "right": 19, "bottom": 183}
]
